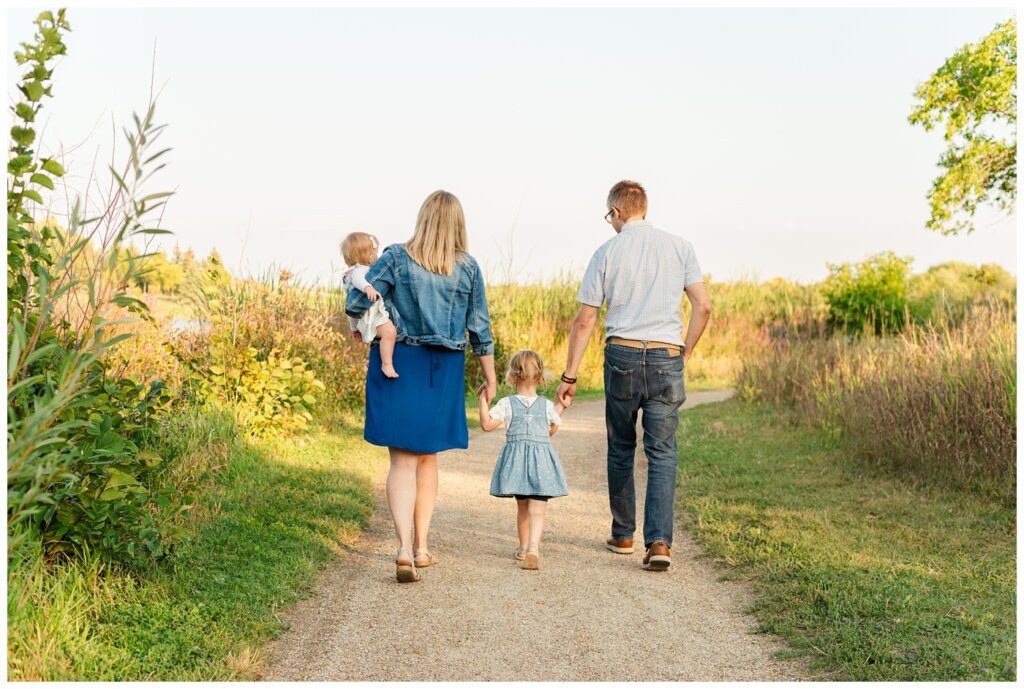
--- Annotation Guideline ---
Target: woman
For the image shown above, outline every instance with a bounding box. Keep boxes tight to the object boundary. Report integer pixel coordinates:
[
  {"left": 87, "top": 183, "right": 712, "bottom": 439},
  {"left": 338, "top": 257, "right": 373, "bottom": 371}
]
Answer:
[{"left": 345, "top": 190, "right": 497, "bottom": 583}]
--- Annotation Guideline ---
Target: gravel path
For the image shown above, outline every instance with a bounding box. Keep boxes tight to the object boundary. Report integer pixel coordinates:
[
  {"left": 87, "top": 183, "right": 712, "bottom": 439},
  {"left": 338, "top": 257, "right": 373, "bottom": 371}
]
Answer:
[{"left": 263, "top": 391, "right": 808, "bottom": 681}]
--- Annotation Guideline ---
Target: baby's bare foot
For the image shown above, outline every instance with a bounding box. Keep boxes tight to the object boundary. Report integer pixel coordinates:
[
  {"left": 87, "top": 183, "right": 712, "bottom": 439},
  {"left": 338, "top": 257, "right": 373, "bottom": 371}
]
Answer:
[{"left": 382, "top": 363, "right": 399, "bottom": 378}]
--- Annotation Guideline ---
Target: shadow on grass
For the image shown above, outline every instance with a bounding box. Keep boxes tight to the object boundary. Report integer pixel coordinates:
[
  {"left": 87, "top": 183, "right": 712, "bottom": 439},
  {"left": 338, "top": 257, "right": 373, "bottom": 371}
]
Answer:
[{"left": 92, "top": 434, "right": 379, "bottom": 680}]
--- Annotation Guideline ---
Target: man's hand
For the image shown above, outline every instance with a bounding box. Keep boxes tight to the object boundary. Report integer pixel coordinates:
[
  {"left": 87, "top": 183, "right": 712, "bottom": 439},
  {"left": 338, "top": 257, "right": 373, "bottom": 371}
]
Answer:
[
  {"left": 556, "top": 381, "right": 576, "bottom": 409},
  {"left": 364, "top": 285, "right": 381, "bottom": 302}
]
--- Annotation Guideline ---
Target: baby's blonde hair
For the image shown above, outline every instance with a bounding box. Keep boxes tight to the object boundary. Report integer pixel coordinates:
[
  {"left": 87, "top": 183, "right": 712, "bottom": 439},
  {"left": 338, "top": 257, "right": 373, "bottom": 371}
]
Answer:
[
  {"left": 505, "top": 349, "right": 547, "bottom": 387},
  {"left": 341, "top": 232, "right": 379, "bottom": 267}
]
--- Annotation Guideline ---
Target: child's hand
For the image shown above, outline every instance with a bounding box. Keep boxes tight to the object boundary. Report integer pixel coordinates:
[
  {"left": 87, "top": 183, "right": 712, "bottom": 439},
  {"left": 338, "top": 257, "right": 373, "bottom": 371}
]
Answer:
[
  {"left": 364, "top": 285, "right": 381, "bottom": 302},
  {"left": 352, "top": 330, "right": 363, "bottom": 342}
]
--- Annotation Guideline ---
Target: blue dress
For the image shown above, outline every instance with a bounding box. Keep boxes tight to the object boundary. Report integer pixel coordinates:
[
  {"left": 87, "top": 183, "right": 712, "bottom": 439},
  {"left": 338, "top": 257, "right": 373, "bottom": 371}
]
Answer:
[{"left": 489, "top": 396, "right": 569, "bottom": 499}]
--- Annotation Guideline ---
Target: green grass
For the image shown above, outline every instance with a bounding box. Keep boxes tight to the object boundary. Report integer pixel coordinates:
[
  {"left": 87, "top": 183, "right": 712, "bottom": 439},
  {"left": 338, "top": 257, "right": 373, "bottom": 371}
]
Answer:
[
  {"left": 7, "top": 415, "right": 386, "bottom": 680},
  {"left": 676, "top": 399, "right": 1016, "bottom": 681}
]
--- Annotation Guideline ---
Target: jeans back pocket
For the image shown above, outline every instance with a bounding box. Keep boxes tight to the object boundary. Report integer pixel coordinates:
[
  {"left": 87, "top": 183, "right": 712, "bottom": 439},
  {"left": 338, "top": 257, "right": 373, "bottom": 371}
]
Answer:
[
  {"left": 605, "top": 361, "right": 634, "bottom": 401},
  {"left": 654, "top": 368, "right": 686, "bottom": 405}
]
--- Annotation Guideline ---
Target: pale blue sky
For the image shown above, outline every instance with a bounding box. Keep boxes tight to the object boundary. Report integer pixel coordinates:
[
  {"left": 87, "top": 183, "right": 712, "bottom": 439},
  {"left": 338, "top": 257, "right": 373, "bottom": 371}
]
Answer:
[{"left": 7, "top": 7, "right": 1017, "bottom": 285}]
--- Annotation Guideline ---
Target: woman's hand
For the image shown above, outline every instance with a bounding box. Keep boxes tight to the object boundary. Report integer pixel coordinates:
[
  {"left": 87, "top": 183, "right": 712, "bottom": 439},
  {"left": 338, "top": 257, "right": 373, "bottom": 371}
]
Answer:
[
  {"left": 476, "top": 380, "right": 497, "bottom": 405},
  {"left": 478, "top": 390, "right": 502, "bottom": 432}
]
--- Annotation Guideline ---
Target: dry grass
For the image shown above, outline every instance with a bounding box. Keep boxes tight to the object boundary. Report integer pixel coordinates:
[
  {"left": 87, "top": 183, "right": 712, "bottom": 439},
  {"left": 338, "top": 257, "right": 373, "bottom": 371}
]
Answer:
[{"left": 738, "top": 301, "right": 1016, "bottom": 502}]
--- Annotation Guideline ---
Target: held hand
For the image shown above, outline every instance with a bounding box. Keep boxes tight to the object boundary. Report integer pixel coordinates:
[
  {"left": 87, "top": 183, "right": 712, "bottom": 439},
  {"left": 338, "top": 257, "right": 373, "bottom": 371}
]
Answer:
[
  {"left": 352, "top": 330, "right": 363, "bottom": 343},
  {"left": 364, "top": 285, "right": 381, "bottom": 302},
  {"left": 556, "top": 381, "right": 576, "bottom": 409},
  {"left": 476, "top": 380, "right": 497, "bottom": 405}
]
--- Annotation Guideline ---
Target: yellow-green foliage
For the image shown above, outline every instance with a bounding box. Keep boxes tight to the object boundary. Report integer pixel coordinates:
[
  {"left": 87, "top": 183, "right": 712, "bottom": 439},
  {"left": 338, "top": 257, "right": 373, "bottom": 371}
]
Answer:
[
  {"left": 191, "top": 344, "right": 325, "bottom": 438},
  {"left": 908, "top": 261, "right": 1015, "bottom": 323}
]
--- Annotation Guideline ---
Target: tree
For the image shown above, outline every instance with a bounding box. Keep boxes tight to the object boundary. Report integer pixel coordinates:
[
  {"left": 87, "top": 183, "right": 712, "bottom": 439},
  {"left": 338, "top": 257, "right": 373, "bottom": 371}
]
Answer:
[
  {"left": 204, "top": 249, "right": 232, "bottom": 288},
  {"left": 908, "top": 18, "right": 1016, "bottom": 235}
]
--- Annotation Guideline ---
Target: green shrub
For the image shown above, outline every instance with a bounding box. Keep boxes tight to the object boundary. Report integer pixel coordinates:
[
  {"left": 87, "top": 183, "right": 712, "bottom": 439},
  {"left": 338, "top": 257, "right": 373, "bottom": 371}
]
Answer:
[
  {"left": 822, "top": 252, "right": 911, "bottom": 335},
  {"left": 187, "top": 340, "right": 325, "bottom": 437},
  {"left": 908, "top": 261, "right": 1016, "bottom": 324},
  {"left": 7, "top": 11, "right": 182, "bottom": 566}
]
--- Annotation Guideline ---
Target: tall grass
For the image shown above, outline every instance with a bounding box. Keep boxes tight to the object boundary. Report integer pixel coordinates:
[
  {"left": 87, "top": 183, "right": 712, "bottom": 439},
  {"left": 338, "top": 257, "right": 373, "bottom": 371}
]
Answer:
[
  {"left": 738, "top": 301, "right": 1016, "bottom": 502},
  {"left": 475, "top": 273, "right": 823, "bottom": 391}
]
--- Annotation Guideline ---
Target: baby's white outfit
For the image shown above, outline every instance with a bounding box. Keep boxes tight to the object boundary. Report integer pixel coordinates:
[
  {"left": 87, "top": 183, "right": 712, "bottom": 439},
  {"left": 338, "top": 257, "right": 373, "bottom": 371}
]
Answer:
[{"left": 344, "top": 264, "right": 391, "bottom": 343}]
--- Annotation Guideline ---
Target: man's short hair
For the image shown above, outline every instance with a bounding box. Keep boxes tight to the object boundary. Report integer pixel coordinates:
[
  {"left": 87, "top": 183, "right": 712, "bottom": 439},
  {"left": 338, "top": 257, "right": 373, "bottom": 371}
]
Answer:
[{"left": 607, "top": 180, "right": 647, "bottom": 218}]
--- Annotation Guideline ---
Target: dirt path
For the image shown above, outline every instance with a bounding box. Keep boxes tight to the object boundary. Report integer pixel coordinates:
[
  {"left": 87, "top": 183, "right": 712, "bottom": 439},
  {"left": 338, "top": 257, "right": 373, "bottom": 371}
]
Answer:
[{"left": 263, "top": 391, "right": 808, "bottom": 681}]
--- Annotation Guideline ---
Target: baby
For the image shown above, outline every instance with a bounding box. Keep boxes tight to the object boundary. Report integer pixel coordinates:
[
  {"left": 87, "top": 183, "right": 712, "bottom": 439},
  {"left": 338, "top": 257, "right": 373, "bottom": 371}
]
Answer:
[{"left": 341, "top": 232, "right": 398, "bottom": 378}]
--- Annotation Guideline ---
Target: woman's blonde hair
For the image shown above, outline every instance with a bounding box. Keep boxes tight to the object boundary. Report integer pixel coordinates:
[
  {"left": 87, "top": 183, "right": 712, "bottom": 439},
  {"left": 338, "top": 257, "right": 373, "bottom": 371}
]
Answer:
[
  {"left": 505, "top": 349, "right": 547, "bottom": 387},
  {"left": 405, "top": 190, "right": 468, "bottom": 276},
  {"left": 340, "top": 232, "right": 379, "bottom": 267}
]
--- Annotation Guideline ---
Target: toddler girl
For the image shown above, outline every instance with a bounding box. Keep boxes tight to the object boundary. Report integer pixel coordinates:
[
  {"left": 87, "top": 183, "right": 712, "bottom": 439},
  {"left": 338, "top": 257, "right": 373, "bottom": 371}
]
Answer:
[
  {"left": 478, "top": 349, "right": 569, "bottom": 570},
  {"left": 341, "top": 232, "right": 399, "bottom": 378}
]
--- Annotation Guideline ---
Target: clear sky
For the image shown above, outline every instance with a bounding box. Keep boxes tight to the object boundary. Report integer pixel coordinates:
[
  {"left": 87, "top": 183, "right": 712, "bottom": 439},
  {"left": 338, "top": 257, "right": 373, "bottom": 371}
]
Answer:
[{"left": 6, "top": 6, "right": 1018, "bottom": 285}]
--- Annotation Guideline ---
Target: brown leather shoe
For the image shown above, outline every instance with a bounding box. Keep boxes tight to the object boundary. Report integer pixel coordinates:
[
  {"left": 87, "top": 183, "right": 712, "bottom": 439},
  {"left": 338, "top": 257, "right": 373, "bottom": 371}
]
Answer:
[
  {"left": 642, "top": 541, "right": 671, "bottom": 571},
  {"left": 606, "top": 536, "right": 634, "bottom": 554}
]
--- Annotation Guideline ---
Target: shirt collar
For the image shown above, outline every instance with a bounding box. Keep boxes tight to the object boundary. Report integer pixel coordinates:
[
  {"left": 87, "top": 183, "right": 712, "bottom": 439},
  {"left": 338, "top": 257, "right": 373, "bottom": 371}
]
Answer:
[{"left": 621, "top": 219, "right": 652, "bottom": 232}]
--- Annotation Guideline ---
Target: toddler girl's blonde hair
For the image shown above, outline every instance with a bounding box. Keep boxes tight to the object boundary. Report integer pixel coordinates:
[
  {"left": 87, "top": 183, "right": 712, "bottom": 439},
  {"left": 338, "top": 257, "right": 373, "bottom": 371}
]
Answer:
[
  {"left": 341, "top": 232, "right": 379, "bottom": 267},
  {"left": 505, "top": 349, "right": 548, "bottom": 387}
]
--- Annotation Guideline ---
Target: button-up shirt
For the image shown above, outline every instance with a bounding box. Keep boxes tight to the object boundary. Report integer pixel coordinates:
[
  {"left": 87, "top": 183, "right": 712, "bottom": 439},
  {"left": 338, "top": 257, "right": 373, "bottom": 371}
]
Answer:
[{"left": 577, "top": 220, "right": 703, "bottom": 347}]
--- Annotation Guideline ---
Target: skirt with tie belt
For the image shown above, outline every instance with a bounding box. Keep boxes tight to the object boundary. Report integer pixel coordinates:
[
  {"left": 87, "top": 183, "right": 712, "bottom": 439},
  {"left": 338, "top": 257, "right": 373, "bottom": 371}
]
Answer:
[{"left": 364, "top": 341, "right": 468, "bottom": 454}]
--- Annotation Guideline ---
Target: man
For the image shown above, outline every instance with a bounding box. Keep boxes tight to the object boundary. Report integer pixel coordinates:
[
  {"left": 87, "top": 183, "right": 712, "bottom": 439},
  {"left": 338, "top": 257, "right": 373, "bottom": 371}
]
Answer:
[{"left": 556, "top": 180, "right": 711, "bottom": 571}]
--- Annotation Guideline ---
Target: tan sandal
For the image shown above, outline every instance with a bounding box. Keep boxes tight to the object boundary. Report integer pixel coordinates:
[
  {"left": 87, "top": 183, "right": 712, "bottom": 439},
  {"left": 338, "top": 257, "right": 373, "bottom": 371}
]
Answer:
[
  {"left": 514, "top": 547, "right": 527, "bottom": 561},
  {"left": 521, "top": 551, "right": 540, "bottom": 570},
  {"left": 414, "top": 549, "right": 434, "bottom": 568},
  {"left": 396, "top": 548, "right": 421, "bottom": 583}
]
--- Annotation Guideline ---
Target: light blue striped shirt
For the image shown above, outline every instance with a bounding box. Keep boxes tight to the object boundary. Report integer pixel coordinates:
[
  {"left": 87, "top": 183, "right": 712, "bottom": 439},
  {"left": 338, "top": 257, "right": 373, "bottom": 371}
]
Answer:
[{"left": 577, "top": 220, "right": 703, "bottom": 347}]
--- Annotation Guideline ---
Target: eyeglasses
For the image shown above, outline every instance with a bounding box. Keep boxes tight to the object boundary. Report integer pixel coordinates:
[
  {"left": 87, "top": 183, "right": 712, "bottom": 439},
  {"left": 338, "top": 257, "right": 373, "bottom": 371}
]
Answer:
[{"left": 604, "top": 207, "right": 618, "bottom": 224}]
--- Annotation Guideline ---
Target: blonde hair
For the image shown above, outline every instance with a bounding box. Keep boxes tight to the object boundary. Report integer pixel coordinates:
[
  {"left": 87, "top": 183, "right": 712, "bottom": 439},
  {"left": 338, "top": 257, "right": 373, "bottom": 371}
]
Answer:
[
  {"left": 405, "top": 190, "right": 468, "bottom": 276},
  {"left": 341, "top": 232, "right": 379, "bottom": 267},
  {"left": 607, "top": 180, "right": 648, "bottom": 219},
  {"left": 505, "top": 349, "right": 546, "bottom": 387}
]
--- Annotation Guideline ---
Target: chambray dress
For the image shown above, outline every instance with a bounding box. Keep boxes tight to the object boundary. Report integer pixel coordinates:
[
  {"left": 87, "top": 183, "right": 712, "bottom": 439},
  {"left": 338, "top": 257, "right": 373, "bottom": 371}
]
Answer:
[{"left": 489, "top": 396, "right": 569, "bottom": 499}]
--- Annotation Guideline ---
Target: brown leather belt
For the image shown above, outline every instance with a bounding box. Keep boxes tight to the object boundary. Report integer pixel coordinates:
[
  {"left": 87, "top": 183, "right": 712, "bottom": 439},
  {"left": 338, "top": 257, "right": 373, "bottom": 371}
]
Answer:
[{"left": 606, "top": 336, "right": 684, "bottom": 357}]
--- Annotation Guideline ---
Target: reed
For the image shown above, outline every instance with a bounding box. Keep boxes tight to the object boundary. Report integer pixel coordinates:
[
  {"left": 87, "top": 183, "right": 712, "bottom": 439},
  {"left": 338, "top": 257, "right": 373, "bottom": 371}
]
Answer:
[{"left": 738, "top": 300, "right": 1016, "bottom": 502}]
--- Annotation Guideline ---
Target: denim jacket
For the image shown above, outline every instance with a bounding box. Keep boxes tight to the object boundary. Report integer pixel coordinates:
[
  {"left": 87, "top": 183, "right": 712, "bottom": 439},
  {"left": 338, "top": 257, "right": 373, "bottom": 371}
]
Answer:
[{"left": 344, "top": 244, "right": 494, "bottom": 356}]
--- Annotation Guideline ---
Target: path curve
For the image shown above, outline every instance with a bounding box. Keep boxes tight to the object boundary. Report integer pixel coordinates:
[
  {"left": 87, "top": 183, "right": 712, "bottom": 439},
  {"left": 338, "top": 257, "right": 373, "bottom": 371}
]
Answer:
[{"left": 263, "top": 391, "right": 808, "bottom": 681}]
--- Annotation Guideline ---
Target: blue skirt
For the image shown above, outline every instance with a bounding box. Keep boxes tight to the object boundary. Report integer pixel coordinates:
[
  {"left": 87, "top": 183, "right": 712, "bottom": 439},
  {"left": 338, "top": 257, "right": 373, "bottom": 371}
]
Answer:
[{"left": 365, "top": 342, "right": 468, "bottom": 454}]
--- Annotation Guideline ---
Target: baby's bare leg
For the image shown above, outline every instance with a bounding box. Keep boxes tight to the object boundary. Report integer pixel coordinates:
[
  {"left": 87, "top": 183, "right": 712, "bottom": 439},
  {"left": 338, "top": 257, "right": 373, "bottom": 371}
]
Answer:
[{"left": 377, "top": 321, "right": 399, "bottom": 378}]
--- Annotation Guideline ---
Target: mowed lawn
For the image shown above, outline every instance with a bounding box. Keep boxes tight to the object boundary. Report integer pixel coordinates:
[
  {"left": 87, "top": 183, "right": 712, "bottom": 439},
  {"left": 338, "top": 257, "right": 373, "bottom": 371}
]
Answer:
[{"left": 675, "top": 399, "right": 1016, "bottom": 681}]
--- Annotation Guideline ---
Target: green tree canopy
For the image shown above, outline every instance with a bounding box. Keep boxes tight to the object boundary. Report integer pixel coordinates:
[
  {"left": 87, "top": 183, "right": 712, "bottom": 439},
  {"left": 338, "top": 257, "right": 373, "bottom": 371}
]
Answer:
[{"left": 909, "top": 18, "right": 1016, "bottom": 235}]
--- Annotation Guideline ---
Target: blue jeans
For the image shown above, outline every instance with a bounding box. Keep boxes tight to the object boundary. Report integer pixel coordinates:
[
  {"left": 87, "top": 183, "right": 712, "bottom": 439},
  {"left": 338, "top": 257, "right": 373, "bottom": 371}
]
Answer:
[{"left": 603, "top": 343, "right": 686, "bottom": 548}]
